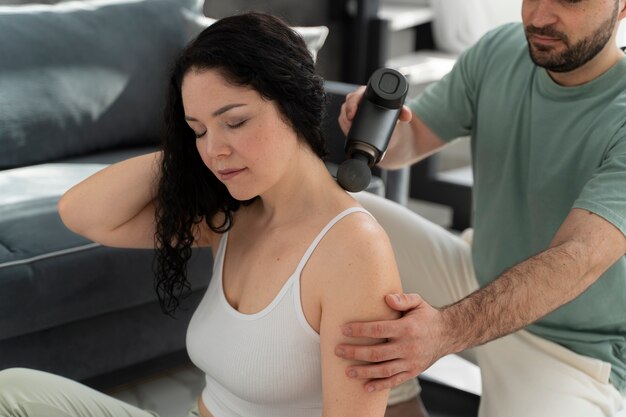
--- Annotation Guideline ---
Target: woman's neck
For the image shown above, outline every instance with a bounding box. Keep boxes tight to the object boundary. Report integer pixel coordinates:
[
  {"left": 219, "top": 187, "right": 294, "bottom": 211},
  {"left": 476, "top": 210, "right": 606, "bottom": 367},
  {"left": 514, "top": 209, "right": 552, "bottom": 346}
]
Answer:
[{"left": 252, "top": 152, "right": 346, "bottom": 229}]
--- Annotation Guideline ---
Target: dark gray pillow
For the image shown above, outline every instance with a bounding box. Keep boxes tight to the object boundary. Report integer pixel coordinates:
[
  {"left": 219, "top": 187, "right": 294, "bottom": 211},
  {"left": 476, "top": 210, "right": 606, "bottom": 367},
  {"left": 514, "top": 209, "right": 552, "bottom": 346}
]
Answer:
[{"left": 0, "top": 0, "right": 191, "bottom": 169}]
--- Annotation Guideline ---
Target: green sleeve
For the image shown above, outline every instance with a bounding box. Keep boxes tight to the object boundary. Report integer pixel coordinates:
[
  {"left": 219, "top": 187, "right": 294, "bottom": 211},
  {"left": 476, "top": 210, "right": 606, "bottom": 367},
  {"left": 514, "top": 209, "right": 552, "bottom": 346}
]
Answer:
[
  {"left": 408, "top": 24, "right": 513, "bottom": 142},
  {"left": 574, "top": 131, "right": 626, "bottom": 237}
]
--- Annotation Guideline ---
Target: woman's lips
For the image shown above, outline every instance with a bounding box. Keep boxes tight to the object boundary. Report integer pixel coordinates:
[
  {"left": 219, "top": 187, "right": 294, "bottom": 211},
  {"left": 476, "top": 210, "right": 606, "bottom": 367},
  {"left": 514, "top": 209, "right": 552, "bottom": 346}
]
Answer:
[{"left": 217, "top": 168, "right": 246, "bottom": 181}]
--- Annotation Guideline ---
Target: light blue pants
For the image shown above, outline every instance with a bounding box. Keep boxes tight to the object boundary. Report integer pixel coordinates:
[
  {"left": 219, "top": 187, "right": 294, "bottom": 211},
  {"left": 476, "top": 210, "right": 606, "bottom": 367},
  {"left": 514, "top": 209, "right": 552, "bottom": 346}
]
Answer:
[{"left": 0, "top": 368, "right": 200, "bottom": 417}]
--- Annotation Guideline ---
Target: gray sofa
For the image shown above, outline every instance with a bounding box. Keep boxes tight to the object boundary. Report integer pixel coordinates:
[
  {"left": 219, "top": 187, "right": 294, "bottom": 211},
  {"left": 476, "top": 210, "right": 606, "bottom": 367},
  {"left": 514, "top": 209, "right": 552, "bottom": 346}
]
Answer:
[{"left": 0, "top": 0, "right": 383, "bottom": 389}]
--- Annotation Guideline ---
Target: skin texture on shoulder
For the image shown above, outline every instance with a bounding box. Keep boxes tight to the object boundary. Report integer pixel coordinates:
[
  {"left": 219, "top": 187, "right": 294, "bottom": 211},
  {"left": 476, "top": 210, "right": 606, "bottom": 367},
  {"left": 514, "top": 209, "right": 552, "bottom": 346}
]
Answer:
[{"left": 301, "top": 209, "right": 403, "bottom": 417}]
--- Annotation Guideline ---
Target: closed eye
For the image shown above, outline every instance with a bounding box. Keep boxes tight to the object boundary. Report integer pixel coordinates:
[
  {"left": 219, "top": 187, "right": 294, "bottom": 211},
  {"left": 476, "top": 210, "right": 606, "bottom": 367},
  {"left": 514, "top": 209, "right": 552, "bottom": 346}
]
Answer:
[
  {"left": 227, "top": 120, "right": 247, "bottom": 129},
  {"left": 195, "top": 130, "right": 207, "bottom": 139}
]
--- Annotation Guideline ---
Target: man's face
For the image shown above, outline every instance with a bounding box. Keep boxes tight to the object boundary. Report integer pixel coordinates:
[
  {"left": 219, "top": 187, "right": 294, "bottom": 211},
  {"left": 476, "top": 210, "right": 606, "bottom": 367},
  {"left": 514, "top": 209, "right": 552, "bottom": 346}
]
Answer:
[{"left": 522, "top": 0, "right": 620, "bottom": 73}]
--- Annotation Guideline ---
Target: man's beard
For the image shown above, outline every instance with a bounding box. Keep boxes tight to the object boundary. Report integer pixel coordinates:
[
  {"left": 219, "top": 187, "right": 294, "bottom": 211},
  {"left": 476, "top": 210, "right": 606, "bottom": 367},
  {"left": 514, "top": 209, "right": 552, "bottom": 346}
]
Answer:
[{"left": 525, "top": 6, "right": 618, "bottom": 73}]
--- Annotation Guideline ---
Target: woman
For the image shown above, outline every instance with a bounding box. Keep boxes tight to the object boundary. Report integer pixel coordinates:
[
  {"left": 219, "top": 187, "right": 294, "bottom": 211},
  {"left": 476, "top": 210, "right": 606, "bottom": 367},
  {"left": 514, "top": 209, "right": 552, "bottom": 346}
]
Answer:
[{"left": 0, "top": 12, "right": 402, "bottom": 417}]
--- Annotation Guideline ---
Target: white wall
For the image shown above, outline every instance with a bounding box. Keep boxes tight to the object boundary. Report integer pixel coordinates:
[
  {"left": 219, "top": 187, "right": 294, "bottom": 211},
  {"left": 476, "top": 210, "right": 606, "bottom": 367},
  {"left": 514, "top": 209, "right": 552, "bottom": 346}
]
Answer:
[
  {"left": 482, "top": 0, "right": 522, "bottom": 27},
  {"left": 431, "top": 0, "right": 626, "bottom": 53},
  {"left": 431, "top": 0, "right": 522, "bottom": 54}
]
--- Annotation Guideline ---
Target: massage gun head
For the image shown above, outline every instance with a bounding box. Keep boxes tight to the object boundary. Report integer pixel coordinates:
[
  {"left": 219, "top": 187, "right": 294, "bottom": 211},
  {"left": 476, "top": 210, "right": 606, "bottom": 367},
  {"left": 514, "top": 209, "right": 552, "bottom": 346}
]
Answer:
[
  {"left": 336, "top": 154, "right": 372, "bottom": 193},
  {"left": 337, "top": 68, "right": 408, "bottom": 193}
]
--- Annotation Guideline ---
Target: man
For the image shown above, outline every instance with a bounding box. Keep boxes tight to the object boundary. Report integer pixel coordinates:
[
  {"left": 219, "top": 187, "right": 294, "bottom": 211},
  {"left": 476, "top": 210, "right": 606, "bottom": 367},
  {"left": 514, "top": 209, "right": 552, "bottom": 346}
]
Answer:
[{"left": 337, "top": 0, "right": 626, "bottom": 416}]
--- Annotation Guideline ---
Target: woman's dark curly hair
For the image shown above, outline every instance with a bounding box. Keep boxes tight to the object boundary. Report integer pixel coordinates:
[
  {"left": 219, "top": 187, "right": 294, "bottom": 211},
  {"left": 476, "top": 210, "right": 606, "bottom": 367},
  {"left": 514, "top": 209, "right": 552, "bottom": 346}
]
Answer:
[{"left": 153, "top": 12, "right": 327, "bottom": 315}]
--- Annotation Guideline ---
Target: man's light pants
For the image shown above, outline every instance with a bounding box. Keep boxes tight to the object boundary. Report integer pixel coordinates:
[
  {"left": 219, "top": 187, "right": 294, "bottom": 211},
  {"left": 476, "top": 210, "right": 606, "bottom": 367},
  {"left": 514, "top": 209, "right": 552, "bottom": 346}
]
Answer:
[{"left": 355, "top": 191, "right": 624, "bottom": 417}]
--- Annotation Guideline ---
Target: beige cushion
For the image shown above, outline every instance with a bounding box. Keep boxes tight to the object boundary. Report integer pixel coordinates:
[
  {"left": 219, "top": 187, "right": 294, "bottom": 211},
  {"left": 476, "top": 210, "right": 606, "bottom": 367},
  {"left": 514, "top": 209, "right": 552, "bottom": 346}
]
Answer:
[{"left": 182, "top": 10, "right": 329, "bottom": 61}]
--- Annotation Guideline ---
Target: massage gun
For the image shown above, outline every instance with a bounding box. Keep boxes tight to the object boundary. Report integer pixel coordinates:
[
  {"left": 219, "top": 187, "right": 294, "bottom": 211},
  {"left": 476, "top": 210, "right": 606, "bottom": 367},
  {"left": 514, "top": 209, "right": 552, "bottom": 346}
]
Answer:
[{"left": 337, "top": 68, "right": 408, "bottom": 192}]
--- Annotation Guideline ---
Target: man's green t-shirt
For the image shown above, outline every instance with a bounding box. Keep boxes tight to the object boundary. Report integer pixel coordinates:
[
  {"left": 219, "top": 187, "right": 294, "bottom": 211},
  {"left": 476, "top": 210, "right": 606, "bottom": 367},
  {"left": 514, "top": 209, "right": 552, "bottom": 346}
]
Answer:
[{"left": 409, "top": 23, "right": 626, "bottom": 392}]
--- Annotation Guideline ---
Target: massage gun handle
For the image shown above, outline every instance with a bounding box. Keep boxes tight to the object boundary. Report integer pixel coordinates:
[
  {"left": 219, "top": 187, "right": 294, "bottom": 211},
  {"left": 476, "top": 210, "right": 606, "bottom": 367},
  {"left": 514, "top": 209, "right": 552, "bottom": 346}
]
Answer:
[
  {"left": 346, "top": 103, "right": 401, "bottom": 166},
  {"left": 345, "top": 68, "right": 408, "bottom": 166}
]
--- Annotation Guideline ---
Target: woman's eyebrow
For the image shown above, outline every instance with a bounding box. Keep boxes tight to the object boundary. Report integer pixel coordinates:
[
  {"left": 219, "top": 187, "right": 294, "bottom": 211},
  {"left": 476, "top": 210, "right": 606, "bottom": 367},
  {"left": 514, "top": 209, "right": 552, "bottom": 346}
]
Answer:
[
  {"left": 185, "top": 103, "right": 247, "bottom": 122},
  {"left": 212, "top": 103, "right": 246, "bottom": 116}
]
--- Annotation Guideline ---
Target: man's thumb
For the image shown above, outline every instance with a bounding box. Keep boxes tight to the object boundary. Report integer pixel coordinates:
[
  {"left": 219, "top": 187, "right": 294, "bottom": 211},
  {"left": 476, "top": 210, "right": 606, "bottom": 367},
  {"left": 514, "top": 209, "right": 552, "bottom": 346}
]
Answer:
[{"left": 385, "top": 293, "right": 422, "bottom": 311}]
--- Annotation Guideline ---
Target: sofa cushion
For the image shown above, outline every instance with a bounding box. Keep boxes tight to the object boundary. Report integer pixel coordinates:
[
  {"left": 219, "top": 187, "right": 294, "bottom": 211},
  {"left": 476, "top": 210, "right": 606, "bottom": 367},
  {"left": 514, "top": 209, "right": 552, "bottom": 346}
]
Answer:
[
  {"left": 0, "top": 0, "right": 329, "bottom": 170},
  {"left": 182, "top": 12, "right": 329, "bottom": 61},
  {"left": 0, "top": 0, "right": 194, "bottom": 169},
  {"left": 0, "top": 148, "right": 212, "bottom": 340}
]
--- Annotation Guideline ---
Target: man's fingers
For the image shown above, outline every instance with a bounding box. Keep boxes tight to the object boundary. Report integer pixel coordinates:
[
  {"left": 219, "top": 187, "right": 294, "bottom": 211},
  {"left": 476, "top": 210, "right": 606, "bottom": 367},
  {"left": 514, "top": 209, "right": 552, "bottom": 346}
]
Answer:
[
  {"left": 340, "top": 319, "right": 403, "bottom": 339},
  {"left": 335, "top": 341, "right": 401, "bottom": 363},
  {"left": 343, "top": 101, "right": 357, "bottom": 121},
  {"left": 344, "top": 99, "right": 357, "bottom": 120},
  {"left": 339, "top": 102, "right": 350, "bottom": 135},
  {"left": 399, "top": 105, "right": 413, "bottom": 122},
  {"left": 364, "top": 372, "right": 416, "bottom": 393},
  {"left": 345, "top": 86, "right": 366, "bottom": 119},
  {"left": 343, "top": 359, "right": 409, "bottom": 381},
  {"left": 384, "top": 293, "right": 424, "bottom": 312},
  {"left": 340, "top": 86, "right": 409, "bottom": 134}
]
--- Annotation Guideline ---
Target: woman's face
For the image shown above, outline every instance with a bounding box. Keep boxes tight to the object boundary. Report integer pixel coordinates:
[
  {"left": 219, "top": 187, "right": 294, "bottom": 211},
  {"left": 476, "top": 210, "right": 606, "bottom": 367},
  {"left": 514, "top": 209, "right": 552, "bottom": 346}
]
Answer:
[{"left": 181, "top": 69, "right": 301, "bottom": 201}]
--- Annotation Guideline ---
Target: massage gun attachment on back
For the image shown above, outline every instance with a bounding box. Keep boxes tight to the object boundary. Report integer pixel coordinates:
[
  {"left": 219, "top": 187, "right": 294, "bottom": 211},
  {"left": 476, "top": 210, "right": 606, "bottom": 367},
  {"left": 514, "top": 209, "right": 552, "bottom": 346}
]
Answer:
[{"left": 337, "top": 68, "right": 408, "bottom": 193}]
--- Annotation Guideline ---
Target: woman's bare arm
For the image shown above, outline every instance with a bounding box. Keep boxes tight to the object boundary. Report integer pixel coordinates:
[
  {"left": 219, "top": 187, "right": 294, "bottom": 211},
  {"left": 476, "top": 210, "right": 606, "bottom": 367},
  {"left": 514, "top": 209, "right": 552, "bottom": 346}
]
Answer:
[
  {"left": 58, "top": 152, "right": 164, "bottom": 249},
  {"left": 314, "top": 213, "right": 403, "bottom": 417}
]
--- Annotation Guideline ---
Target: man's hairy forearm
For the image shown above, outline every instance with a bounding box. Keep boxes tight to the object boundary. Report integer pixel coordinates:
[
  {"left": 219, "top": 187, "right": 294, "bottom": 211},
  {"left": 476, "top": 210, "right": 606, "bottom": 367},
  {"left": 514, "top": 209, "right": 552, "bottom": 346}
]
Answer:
[{"left": 440, "top": 242, "right": 596, "bottom": 354}]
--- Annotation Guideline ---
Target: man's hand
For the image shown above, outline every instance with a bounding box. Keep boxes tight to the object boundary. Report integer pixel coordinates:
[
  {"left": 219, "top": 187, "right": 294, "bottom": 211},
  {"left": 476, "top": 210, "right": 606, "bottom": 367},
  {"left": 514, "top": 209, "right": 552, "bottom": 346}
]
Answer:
[
  {"left": 334, "top": 293, "right": 452, "bottom": 393},
  {"left": 338, "top": 86, "right": 444, "bottom": 170},
  {"left": 338, "top": 86, "right": 413, "bottom": 136}
]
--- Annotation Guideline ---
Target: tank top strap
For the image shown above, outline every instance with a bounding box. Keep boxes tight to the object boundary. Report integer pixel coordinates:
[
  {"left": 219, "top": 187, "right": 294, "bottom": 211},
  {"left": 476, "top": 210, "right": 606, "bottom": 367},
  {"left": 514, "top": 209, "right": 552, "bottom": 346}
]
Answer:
[
  {"left": 215, "top": 231, "right": 229, "bottom": 263},
  {"left": 294, "top": 207, "right": 372, "bottom": 276}
]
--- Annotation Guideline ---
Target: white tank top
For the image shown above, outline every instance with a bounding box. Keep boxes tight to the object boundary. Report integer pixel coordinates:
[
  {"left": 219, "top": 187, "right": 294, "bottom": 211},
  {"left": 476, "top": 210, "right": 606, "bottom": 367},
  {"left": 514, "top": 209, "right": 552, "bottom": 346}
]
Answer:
[{"left": 186, "top": 207, "right": 370, "bottom": 417}]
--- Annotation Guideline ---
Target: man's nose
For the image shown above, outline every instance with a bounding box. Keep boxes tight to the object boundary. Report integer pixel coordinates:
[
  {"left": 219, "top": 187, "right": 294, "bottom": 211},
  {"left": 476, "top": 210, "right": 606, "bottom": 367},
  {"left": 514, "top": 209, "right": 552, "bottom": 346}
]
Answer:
[{"left": 526, "top": 0, "right": 559, "bottom": 28}]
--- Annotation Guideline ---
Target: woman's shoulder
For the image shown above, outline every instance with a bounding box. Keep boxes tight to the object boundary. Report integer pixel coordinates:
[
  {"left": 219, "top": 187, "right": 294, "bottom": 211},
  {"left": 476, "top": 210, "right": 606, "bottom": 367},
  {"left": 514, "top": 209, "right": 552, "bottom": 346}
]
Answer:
[
  {"left": 328, "top": 204, "right": 392, "bottom": 252},
  {"left": 307, "top": 203, "right": 402, "bottom": 322},
  {"left": 313, "top": 204, "right": 400, "bottom": 288}
]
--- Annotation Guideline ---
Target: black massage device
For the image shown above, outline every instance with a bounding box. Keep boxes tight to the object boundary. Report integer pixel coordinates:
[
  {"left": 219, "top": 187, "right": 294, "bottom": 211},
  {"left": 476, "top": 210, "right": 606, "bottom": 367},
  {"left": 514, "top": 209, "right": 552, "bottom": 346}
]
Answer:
[{"left": 337, "top": 67, "right": 408, "bottom": 193}]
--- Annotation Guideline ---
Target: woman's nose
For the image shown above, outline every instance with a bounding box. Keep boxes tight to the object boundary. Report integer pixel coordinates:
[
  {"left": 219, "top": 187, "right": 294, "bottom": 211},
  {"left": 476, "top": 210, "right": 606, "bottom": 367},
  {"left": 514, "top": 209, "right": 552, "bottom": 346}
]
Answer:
[{"left": 204, "top": 135, "right": 231, "bottom": 159}]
